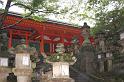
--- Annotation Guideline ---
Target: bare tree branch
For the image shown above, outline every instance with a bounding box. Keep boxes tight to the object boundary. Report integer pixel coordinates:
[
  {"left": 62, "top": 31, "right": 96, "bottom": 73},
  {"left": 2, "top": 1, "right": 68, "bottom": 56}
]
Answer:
[
  {"left": 1, "top": 12, "right": 33, "bottom": 29},
  {"left": 11, "top": 2, "right": 67, "bottom": 14},
  {"left": 0, "top": 0, "right": 3, "bottom": 5},
  {"left": 11, "top": 3, "right": 33, "bottom": 10},
  {"left": 0, "top": 0, "right": 12, "bottom": 29},
  {"left": 0, "top": 1, "right": 69, "bottom": 30}
]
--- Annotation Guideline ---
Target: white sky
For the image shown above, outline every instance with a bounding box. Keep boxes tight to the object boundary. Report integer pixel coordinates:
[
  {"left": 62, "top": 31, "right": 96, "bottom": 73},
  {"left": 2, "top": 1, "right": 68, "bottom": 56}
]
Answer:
[
  {"left": 1, "top": 0, "right": 25, "bottom": 13},
  {"left": 0, "top": 0, "right": 96, "bottom": 27}
]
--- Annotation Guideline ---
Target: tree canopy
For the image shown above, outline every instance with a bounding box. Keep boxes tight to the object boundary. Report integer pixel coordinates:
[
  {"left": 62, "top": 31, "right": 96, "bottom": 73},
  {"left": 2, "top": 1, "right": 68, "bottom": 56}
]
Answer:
[
  {"left": 88, "top": 0, "right": 124, "bottom": 49},
  {"left": 0, "top": 0, "right": 73, "bottom": 29},
  {"left": 1, "top": 0, "right": 124, "bottom": 36},
  {"left": 88, "top": 0, "right": 124, "bottom": 33}
]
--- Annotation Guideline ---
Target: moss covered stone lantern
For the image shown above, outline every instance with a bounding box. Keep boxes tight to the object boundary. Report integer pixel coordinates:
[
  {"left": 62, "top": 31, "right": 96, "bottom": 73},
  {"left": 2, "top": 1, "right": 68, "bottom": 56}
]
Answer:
[
  {"left": 46, "top": 43, "right": 76, "bottom": 82},
  {"left": 9, "top": 39, "right": 37, "bottom": 82}
]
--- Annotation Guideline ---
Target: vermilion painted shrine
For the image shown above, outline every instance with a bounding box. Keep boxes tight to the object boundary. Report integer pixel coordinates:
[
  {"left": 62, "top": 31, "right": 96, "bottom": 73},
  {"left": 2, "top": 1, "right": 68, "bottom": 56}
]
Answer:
[{"left": 1, "top": 12, "right": 94, "bottom": 53}]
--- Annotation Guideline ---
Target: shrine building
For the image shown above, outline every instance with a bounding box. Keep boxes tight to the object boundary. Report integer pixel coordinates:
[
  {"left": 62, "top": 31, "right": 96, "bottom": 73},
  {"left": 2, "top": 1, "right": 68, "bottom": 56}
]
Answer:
[{"left": 0, "top": 12, "right": 94, "bottom": 53}]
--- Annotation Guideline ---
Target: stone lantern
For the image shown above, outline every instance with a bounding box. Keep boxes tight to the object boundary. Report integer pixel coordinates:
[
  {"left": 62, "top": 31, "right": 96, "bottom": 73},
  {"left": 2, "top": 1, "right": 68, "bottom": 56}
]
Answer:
[
  {"left": 106, "top": 52, "right": 113, "bottom": 71},
  {"left": 97, "top": 32, "right": 106, "bottom": 52},
  {"left": 97, "top": 53, "right": 105, "bottom": 72},
  {"left": 95, "top": 32, "right": 106, "bottom": 72},
  {"left": 81, "top": 22, "right": 90, "bottom": 44},
  {"left": 78, "top": 22, "right": 97, "bottom": 74},
  {"left": 46, "top": 43, "right": 76, "bottom": 82},
  {"left": 10, "top": 39, "right": 37, "bottom": 82}
]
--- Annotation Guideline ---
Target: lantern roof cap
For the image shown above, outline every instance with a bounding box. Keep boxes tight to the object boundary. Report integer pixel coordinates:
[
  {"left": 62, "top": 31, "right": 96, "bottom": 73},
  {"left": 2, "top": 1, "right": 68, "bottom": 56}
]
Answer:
[{"left": 81, "top": 22, "right": 90, "bottom": 29}]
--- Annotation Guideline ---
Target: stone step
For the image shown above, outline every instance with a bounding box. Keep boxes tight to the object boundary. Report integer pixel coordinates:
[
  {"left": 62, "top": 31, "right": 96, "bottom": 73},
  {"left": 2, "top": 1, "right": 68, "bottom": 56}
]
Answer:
[{"left": 69, "top": 66, "right": 95, "bottom": 82}]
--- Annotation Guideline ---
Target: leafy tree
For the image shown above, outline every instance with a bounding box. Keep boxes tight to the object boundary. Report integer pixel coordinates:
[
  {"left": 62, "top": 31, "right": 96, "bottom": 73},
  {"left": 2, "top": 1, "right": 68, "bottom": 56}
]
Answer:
[
  {"left": 87, "top": 0, "right": 124, "bottom": 78},
  {"left": 85, "top": 0, "right": 124, "bottom": 44},
  {"left": 0, "top": 0, "right": 72, "bottom": 29},
  {"left": 87, "top": 0, "right": 124, "bottom": 33}
]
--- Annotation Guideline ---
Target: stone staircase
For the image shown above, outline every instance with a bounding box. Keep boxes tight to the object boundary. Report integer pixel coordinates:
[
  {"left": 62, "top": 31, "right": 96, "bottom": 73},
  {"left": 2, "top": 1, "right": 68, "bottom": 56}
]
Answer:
[
  {"left": 69, "top": 66, "right": 97, "bottom": 82},
  {"left": 69, "top": 65, "right": 116, "bottom": 82}
]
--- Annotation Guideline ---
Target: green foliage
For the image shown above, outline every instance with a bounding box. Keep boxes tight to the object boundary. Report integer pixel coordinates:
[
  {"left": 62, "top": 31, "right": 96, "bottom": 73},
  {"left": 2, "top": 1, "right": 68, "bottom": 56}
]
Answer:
[
  {"left": 30, "top": 15, "right": 46, "bottom": 22},
  {"left": 12, "top": 0, "right": 60, "bottom": 13},
  {"left": 89, "top": 0, "right": 124, "bottom": 38},
  {"left": 9, "top": 0, "right": 74, "bottom": 22},
  {"left": 93, "top": 7, "right": 124, "bottom": 34},
  {"left": 31, "top": 0, "right": 45, "bottom": 8},
  {"left": 46, "top": 53, "right": 76, "bottom": 62},
  {"left": 30, "top": 55, "right": 38, "bottom": 63},
  {"left": 87, "top": 2, "right": 124, "bottom": 75}
]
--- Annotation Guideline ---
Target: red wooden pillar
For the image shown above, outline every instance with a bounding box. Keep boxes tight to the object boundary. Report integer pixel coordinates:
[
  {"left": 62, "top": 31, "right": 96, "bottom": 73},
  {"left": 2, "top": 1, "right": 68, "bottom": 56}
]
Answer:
[
  {"left": 50, "top": 43, "right": 52, "bottom": 53},
  {"left": 40, "top": 34, "right": 44, "bottom": 53},
  {"left": 60, "top": 35, "right": 64, "bottom": 44},
  {"left": 40, "top": 26, "right": 45, "bottom": 53},
  {"left": 59, "top": 30, "right": 64, "bottom": 44},
  {"left": 8, "top": 30, "right": 12, "bottom": 48},
  {"left": 25, "top": 33, "right": 29, "bottom": 46}
]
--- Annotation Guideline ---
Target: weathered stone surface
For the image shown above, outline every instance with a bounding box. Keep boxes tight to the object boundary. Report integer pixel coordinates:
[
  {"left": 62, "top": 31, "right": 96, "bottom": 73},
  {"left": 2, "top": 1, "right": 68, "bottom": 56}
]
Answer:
[
  {"left": 40, "top": 70, "right": 52, "bottom": 82},
  {"left": 13, "top": 53, "right": 32, "bottom": 82},
  {"left": 48, "top": 78, "right": 74, "bottom": 82},
  {"left": 0, "top": 67, "right": 12, "bottom": 82},
  {"left": 12, "top": 68, "right": 32, "bottom": 76},
  {"left": 52, "top": 62, "right": 69, "bottom": 78},
  {"left": 17, "top": 76, "right": 31, "bottom": 82}
]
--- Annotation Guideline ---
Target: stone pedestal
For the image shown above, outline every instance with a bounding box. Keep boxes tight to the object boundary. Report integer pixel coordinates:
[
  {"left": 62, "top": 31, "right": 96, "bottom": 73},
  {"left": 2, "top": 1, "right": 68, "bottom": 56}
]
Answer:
[
  {"left": 49, "top": 62, "right": 74, "bottom": 82},
  {"left": 0, "top": 67, "right": 11, "bottom": 82},
  {"left": 52, "top": 62, "right": 69, "bottom": 78},
  {"left": 97, "top": 54, "right": 105, "bottom": 72},
  {"left": 106, "top": 53, "right": 113, "bottom": 71},
  {"left": 99, "top": 61, "right": 104, "bottom": 72},
  {"left": 41, "top": 74, "right": 49, "bottom": 82},
  {"left": 49, "top": 78, "right": 74, "bottom": 82},
  {"left": 13, "top": 68, "right": 32, "bottom": 82},
  {"left": 17, "top": 76, "right": 30, "bottom": 82},
  {"left": 45, "top": 43, "right": 76, "bottom": 82},
  {"left": 107, "top": 59, "right": 112, "bottom": 71},
  {"left": 13, "top": 53, "right": 32, "bottom": 82}
]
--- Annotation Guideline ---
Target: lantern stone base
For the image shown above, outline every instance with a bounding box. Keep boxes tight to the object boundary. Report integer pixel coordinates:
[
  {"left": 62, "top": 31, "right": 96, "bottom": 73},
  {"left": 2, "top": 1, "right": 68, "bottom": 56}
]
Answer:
[
  {"left": 17, "top": 76, "right": 31, "bottom": 82},
  {"left": 40, "top": 75, "right": 49, "bottom": 82},
  {"left": 40, "top": 62, "right": 75, "bottom": 82},
  {"left": 48, "top": 78, "right": 74, "bottom": 82},
  {"left": 13, "top": 68, "right": 32, "bottom": 82},
  {"left": 52, "top": 62, "right": 70, "bottom": 78},
  {"left": 0, "top": 67, "right": 12, "bottom": 82}
]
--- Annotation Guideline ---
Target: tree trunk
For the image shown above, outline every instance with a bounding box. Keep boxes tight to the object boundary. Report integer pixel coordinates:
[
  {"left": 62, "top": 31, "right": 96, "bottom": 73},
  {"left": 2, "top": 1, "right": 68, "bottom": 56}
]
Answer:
[{"left": 0, "top": 0, "right": 12, "bottom": 29}]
